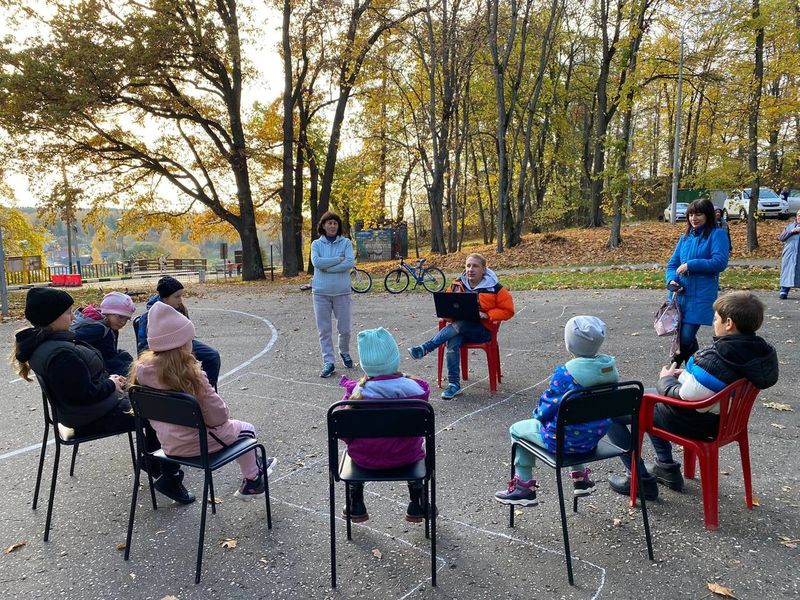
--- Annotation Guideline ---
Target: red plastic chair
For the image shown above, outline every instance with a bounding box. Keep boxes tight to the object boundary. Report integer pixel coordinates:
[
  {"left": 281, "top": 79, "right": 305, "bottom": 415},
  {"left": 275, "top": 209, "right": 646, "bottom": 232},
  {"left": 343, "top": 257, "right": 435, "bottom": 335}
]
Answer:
[
  {"left": 436, "top": 319, "right": 502, "bottom": 393},
  {"left": 630, "top": 379, "right": 760, "bottom": 530}
]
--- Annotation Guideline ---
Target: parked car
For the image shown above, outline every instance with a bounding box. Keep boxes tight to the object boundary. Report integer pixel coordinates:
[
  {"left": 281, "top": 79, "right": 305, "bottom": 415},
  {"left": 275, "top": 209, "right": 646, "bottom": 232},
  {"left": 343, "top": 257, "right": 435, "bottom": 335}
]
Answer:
[
  {"left": 787, "top": 190, "right": 800, "bottom": 214},
  {"left": 722, "top": 187, "right": 789, "bottom": 220},
  {"left": 663, "top": 202, "right": 689, "bottom": 222}
]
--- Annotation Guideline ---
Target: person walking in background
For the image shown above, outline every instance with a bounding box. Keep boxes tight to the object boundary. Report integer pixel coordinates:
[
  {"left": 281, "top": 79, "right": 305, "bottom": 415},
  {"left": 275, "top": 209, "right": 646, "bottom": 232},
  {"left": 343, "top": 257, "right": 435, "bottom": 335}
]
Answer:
[
  {"left": 310, "top": 211, "right": 355, "bottom": 378},
  {"left": 714, "top": 207, "right": 732, "bottom": 252},
  {"left": 665, "top": 198, "right": 730, "bottom": 367},
  {"left": 778, "top": 210, "right": 800, "bottom": 299}
]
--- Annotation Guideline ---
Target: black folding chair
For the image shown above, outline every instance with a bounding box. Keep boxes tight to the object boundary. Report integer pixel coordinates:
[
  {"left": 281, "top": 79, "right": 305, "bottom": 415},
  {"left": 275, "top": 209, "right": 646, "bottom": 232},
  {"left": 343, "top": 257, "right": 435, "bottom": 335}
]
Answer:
[
  {"left": 507, "top": 380, "right": 654, "bottom": 585},
  {"left": 327, "top": 399, "right": 436, "bottom": 588},
  {"left": 124, "top": 385, "right": 272, "bottom": 583},
  {"left": 32, "top": 374, "right": 135, "bottom": 541}
]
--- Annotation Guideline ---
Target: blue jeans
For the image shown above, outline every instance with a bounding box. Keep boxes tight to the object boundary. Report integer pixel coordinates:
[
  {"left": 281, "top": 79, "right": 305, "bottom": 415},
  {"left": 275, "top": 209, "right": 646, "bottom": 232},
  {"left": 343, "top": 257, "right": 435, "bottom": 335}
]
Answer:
[
  {"left": 192, "top": 339, "right": 221, "bottom": 388},
  {"left": 423, "top": 321, "right": 491, "bottom": 386},
  {"left": 679, "top": 321, "right": 701, "bottom": 350}
]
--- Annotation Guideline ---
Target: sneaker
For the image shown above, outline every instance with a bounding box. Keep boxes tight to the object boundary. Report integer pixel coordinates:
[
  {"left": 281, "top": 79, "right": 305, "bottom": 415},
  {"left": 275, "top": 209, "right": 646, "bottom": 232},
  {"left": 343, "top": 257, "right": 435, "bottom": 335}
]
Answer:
[
  {"left": 154, "top": 471, "right": 196, "bottom": 505},
  {"left": 441, "top": 383, "right": 461, "bottom": 399},
  {"left": 779, "top": 293, "right": 788, "bottom": 300},
  {"left": 319, "top": 362, "right": 335, "bottom": 378},
  {"left": 494, "top": 476, "right": 539, "bottom": 507},
  {"left": 257, "top": 455, "right": 278, "bottom": 477},
  {"left": 405, "top": 500, "right": 438, "bottom": 523},
  {"left": 234, "top": 475, "right": 265, "bottom": 500},
  {"left": 340, "top": 352, "right": 354, "bottom": 368},
  {"left": 569, "top": 467, "right": 596, "bottom": 497},
  {"left": 608, "top": 472, "right": 658, "bottom": 501},
  {"left": 647, "top": 461, "right": 684, "bottom": 491},
  {"left": 408, "top": 345, "right": 427, "bottom": 359}
]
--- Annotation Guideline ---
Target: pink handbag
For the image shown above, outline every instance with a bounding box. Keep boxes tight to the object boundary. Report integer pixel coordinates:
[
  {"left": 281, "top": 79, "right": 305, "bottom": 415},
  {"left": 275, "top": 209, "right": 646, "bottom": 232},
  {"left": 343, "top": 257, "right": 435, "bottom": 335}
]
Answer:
[{"left": 654, "top": 296, "right": 681, "bottom": 337}]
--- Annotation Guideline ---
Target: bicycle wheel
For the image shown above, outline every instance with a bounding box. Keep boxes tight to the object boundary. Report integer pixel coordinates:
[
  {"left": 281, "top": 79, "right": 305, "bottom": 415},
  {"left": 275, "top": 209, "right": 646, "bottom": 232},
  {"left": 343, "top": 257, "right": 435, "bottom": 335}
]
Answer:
[
  {"left": 421, "top": 267, "right": 446, "bottom": 292},
  {"left": 350, "top": 268, "right": 372, "bottom": 293},
  {"left": 384, "top": 269, "right": 410, "bottom": 294}
]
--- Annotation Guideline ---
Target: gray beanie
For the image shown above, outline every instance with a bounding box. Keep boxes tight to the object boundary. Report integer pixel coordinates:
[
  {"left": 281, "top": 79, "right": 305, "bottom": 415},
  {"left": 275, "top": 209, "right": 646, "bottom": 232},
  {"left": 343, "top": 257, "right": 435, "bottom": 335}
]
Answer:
[{"left": 564, "top": 316, "right": 607, "bottom": 357}]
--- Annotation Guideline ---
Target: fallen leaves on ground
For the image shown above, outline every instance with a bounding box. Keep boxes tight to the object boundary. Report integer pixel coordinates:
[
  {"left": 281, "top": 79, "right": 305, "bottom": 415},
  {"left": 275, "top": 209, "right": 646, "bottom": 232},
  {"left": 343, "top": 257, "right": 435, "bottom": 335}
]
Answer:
[
  {"left": 612, "top": 518, "right": 623, "bottom": 528},
  {"left": 771, "top": 423, "right": 787, "bottom": 429},
  {"left": 116, "top": 543, "right": 126, "bottom": 551},
  {"left": 220, "top": 538, "right": 237, "bottom": 550},
  {"left": 3, "top": 541, "right": 26, "bottom": 554},
  {"left": 763, "top": 402, "right": 793, "bottom": 411},
  {"left": 707, "top": 582, "right": 737, "bottom": 598},
  {"left": 751, "top": 497, "right": 760, "bottom": 507},
  {"left": 779, "top": 536, "right": 799, "bottom": 549},
  {"left": 161, "top": 596, "right": 180, "bottom": 600},
  {"left": 371, "top": 548, "right": 382, "bottom": 560},
  {"left": 207, "top": 497, "right": 223, "bottom": 505}
]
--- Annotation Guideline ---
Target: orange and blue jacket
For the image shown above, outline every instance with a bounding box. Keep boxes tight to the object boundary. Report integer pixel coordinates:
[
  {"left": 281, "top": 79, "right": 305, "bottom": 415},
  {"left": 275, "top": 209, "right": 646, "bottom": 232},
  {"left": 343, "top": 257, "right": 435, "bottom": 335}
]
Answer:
[{"left": 447, "top": 272, "right": 515, "bottom": 326}]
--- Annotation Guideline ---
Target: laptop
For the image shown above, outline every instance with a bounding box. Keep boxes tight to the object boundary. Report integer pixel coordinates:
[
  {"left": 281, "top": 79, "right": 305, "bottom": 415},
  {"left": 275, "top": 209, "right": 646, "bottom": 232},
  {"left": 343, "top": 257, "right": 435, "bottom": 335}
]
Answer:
[{"left": 433, "top": 292, "right": 481, "bottom": 321}]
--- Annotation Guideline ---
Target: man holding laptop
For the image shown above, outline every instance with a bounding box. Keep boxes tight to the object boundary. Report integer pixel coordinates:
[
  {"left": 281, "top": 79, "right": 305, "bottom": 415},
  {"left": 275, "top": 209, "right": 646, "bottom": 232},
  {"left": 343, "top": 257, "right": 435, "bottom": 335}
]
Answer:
[{"left": 408, "top": 253, "right": 515, "bottom": 398}]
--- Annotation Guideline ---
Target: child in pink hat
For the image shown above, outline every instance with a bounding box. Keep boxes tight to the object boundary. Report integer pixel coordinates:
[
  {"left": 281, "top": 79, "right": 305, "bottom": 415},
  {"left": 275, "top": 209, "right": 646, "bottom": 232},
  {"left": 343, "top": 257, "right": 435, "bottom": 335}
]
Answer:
[
  {"left": 70, "top": 291, "right": 136, "bottom": 375},
  {"left": 129, "top": 302, "right": 276, "bottom": 499}
]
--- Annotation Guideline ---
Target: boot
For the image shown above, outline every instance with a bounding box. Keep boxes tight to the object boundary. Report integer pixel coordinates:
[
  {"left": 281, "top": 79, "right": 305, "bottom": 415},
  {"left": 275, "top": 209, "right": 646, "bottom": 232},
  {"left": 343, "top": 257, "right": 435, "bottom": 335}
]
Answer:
[
  {"left": 405, "top": 481, "right": 435, "bottom": 523},
  {"left": 341, "top": 482, "right": 369, "bottom": 523}
]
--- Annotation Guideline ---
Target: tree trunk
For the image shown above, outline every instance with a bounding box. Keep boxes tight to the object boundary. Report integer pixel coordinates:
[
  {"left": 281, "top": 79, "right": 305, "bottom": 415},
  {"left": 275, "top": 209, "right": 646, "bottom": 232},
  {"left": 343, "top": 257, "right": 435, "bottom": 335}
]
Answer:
[
  {"left": 747, "top": 0, "right": 764, "bottom": 252},
  {"left": 293, "top": 139, "right": 305, "bottom": 272},
  {"left": 281, "top": 0, "right": 298, "bottom": 276}
]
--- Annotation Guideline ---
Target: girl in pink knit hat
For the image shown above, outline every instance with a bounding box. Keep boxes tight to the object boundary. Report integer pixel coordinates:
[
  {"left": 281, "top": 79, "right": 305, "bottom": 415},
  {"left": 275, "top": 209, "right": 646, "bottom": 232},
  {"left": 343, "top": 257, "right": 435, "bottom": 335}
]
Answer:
[
  {"left": 70, "top": 291, "right": 136, "bottom": 376},
  {"left": 129, "top": 302, "right": 276, "bottom": 499}
]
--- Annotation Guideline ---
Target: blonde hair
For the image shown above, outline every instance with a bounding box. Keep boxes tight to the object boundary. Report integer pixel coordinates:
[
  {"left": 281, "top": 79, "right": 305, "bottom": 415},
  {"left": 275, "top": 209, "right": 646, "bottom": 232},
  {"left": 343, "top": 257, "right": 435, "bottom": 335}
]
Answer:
[
  {"left": 129, "top": 345, "right": 205, "bottom": 398},
  {"left": 9, "top": 326, "right": 45, "bottom": 382},
  {"left": 466, "top": 253, "right": 487, "bottom": 268},
  {"left": 349, "top": 372, "right": 408, "bottom": 399}
]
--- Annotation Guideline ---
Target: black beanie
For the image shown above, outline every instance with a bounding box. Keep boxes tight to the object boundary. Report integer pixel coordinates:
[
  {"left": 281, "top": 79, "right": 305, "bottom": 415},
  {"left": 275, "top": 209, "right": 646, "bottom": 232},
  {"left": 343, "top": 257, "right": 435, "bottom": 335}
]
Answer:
[
  {"left": 157, "top": 276, "right": 184, "bottom": 299},
  {"left": 25, "top": 287, "right": 74, "bottom": 327}
]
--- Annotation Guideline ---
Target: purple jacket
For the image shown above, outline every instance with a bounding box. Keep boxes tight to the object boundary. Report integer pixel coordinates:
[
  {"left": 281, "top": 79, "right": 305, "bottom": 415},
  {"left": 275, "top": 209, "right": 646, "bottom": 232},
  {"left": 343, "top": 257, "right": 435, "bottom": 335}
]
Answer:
[{"left": 338, "top": 374, "right": 430, "bottom": 470}]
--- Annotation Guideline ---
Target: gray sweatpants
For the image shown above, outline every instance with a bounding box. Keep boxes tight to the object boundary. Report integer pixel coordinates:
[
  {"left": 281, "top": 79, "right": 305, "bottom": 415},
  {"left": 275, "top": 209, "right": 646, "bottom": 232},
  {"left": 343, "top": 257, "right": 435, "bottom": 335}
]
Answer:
[{"left": 312, "top": 293, "right": 352, "bottom": 364}]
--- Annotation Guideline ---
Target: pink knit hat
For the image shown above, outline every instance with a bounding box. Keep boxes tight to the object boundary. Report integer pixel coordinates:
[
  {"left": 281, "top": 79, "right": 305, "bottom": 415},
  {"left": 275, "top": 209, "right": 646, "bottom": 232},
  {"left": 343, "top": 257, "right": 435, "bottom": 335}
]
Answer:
[
  {"left": 147, "top": 302, "right": 195, "bottom": 351},
  {"left": 100, "top": 292, "right": 136, "bottom": 318}
]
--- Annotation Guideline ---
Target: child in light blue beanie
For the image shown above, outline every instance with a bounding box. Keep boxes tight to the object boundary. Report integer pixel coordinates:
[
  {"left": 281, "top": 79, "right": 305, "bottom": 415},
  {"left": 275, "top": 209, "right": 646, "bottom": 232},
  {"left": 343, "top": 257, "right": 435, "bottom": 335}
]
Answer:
[
  {"left": 338, "top": 327, "right": 431, "bottom": 523},
  {"left": 494, "top": 316, "right": 619, "bottom": 506}
]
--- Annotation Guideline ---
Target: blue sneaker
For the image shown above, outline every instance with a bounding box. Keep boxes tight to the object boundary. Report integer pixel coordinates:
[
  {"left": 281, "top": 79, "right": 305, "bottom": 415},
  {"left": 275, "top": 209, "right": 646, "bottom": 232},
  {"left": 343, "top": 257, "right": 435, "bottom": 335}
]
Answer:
[
  {"left": 340, "top": 352, "right": 354, "bottom": 368},
  {"left": 408, "top": 345, "right": 427, "bottom": 359},
  {"left": 320, "top": 362, "right": 335, "bottom": 378},
  {"left": 441, "top": 383, "right": 461, "bottom": 399}
]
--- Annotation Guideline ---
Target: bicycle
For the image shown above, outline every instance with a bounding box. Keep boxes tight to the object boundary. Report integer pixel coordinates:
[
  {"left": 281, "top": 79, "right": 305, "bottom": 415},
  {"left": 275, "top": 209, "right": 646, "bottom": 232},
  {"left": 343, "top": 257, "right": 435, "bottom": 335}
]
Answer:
[
  {"left": 384, "top": 256, "right": 446, "bottom": 294},
  {"left": 350, "top": 265, "right": 372, "bottom": 293}
]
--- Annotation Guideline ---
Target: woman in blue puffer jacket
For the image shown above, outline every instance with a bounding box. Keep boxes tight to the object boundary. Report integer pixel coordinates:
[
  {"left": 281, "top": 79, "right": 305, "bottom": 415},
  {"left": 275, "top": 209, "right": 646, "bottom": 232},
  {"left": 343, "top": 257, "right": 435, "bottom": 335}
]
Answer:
[{"left": 666, "top": 198, "right": 730, "bottom": 366}]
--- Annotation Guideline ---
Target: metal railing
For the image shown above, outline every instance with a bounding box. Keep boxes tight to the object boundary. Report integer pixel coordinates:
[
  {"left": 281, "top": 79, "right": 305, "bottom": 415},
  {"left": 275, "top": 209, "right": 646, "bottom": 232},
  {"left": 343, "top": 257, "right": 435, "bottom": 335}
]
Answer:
[{"left": 5, "top": 258, "right": 209, "bottom": 285}]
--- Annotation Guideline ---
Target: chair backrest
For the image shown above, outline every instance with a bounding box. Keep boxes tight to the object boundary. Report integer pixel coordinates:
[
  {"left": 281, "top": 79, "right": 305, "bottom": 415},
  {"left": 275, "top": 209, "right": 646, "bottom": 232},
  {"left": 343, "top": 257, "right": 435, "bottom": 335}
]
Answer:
[
  {"left": 34, "top": 374, "right": 59, "bottom": 432},
  {"left": 327, "top": 399, "right": 435, "bottom": 474},
  {"left": 556, "top": 380, "right": 644, "bottom": 457},
  {"left": 132, "top": 315, "right": 142, "bottom": 348},
  {"left": 128, "top": 385, "right": 209, "bottom": 456},
  {"left": 714, "top": 379, "right": 759, "bottom": 445}
]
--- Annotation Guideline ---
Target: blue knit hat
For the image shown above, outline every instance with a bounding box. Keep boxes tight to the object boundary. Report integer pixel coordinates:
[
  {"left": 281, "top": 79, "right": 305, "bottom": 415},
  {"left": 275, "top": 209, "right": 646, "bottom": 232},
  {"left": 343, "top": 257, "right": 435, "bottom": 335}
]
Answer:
[{"left": 357, "top": 327, "right": 401, "bottom": 377}]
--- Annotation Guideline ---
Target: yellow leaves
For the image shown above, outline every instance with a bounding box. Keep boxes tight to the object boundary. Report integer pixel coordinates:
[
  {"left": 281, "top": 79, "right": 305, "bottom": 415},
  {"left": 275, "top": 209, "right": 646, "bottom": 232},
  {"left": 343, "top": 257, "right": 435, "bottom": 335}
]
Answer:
[
  {"left": 3, "top": 541, "right": 26, "bottom": 554},
  {"left": 116, "top": 543, "right": 127, "bottom": 551},
  {"left": 707, "top": 582, "right": 737, "bottom": 598},
  {"left": 751, "top": 497, "right": 760, "bottom": 507},
  {"left": 220, "top": 538, "right": 237, "bottom": 550},
  {"left": 762, "top": 402, "right": 793, "bottom": 411}
]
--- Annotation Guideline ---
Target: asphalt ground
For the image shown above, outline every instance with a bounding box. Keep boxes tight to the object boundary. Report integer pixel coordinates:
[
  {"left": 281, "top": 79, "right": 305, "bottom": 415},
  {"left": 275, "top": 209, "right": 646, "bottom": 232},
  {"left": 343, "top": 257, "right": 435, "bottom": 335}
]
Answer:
[{"left": 0, "top": 286, "right": 797, "bottom": 600}]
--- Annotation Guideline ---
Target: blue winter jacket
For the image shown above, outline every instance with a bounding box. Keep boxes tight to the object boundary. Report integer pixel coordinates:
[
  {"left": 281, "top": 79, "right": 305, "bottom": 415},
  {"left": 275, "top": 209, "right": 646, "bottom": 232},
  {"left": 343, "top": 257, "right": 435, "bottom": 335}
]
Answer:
[
  {"left": 310, "top": 235, "right": 355, "bottom": 296},
  {"left": 666, "top": 225, "right": 730, "bottom": 326}
]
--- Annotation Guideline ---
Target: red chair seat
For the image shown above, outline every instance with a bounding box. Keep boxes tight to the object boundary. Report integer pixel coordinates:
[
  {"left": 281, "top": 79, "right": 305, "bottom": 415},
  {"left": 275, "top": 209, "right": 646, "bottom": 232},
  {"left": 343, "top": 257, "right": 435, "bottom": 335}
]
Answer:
[
  {"left": 630, "top": 379, "right": 760, "bottom": 530},
  {"left": 436, "top": 319, "right": 502, "bottom": 393}
]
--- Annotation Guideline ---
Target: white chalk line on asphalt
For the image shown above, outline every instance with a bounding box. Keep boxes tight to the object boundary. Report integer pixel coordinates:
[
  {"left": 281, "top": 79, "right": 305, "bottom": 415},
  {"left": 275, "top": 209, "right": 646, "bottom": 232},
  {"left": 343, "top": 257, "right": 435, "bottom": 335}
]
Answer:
[
  {"left": 250, "top": 371, "right": 341, "bottom": 389},
  {"left": 7, "top": 377, "right": 23, "bottom": 384},
  {"left": 225, "top": 390, "right": 326, "bottom": 412},
  {"left": 0, "top": 309, "right": 278, "bottom": 462}
]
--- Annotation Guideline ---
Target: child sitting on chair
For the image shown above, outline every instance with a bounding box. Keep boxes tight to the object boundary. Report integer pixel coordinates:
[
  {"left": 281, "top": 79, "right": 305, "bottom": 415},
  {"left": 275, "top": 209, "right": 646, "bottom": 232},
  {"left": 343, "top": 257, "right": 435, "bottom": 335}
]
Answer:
[
  {"left": 607, "top": 291, "right": 779, "bottom": 499},
  {"left": 338, "top": 327, "right": 431, "bottom": 523},
  {"left": 129, "top": 302, "right": 276, "bottom": 500},
  {"left": 494, "top": 316, "right": 618, "bottom": 506}
]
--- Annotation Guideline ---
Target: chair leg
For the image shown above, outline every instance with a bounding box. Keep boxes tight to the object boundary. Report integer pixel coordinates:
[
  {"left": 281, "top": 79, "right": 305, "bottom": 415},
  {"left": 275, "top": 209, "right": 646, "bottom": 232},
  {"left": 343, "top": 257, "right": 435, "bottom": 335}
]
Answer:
[
  {"left": 486, "top": 348, "right": 497, "bottom": 393},
  {"left": 633, "top": 451, "right": 655, "bottom": 561},
  {"left": 208, "top": 472, "right": 217, "bottom": 515},
  {"left": 437, "top": 347, "right": 444, "bottom": 388},
  {"left": 430, "top": 472, "right": 437, "bottom": 587},
  {"left": 32, "top": 423, "right": 49, "bottom": 510},
  {"left": 423, "top": 479, "right": 430, "bottom": 539},
  {"left": 329, "top": 474, "right": 337, "bottom": 588},
  {"left": 44, "top": 442, "right": 61, "bottom": 542},
  {"left": 69, "top": 444, "right": 79, "bottom": 477},
  {"left": 555, "top": 467, "right": 574, "bottom": 585},
  {"left": 259, "top": 445, "right": 272, "bottom": 528},
  {"left": 460, "top": 347, "right": 469, "bottom": 381},
  {"left": 738, "top": 435, "right": 754, "bottom": 510},
  {"left": 697, "top": 448, "right": 720, "bottom": 530},
  {"left": 684, "top": 447, "right": 698, "bottom": 479},
  {"left": 344, "top": 482, "right": 352, "bottom": 540},
  {"left": 124, "top": 460, "right": 142, "bottom": 561},
  {"left": 195, "top": 471, "right": 211, "bottom": 583},
  {"left": 509, "top": 444, "right": 516, "bottom": 528},
  {"left": 127, "top": 432, "right": 136, "bottom": 471},
  {"left": 495, "top": 342, "right": 502, "bottom": 383}
]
